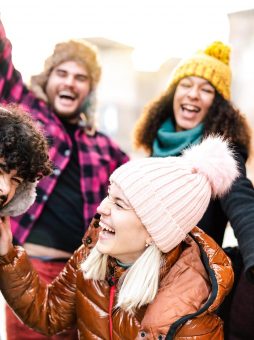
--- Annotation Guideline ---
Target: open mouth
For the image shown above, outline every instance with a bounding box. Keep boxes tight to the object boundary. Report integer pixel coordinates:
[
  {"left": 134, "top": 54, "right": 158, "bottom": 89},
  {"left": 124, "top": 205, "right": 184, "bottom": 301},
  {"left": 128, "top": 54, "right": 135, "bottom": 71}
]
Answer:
[
  {"left": 181, "top": 104, "right": 200, "bottom": 113},
  {"left": 99, "top": 220, "right": 115, "bottom": 236},
  {"left": 58, "top": 90, "right": 77, "bottom": 102}
]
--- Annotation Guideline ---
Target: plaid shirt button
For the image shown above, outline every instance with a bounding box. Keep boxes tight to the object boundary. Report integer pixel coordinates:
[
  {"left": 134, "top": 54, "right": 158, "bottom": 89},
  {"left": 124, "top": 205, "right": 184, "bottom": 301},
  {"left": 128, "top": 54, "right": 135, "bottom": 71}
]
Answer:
[
  {"left": 42, "top": 195, "right": 48, "bottom": 202},
  {"left": 30, "top": 214, "right": 36, "bottom": 221},
  {"left": 53, "top": 168, "right": 61, "bottom": 176},
  {"left": 64, "top": 149, "right": 71, "bottom": 157}
]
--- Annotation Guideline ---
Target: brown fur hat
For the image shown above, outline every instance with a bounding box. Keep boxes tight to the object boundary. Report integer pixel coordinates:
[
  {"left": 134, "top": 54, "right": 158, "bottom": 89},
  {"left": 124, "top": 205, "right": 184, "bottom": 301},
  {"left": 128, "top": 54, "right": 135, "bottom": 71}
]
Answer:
[{"left": 30, "top": 39, "right": 102, "bottom": 133}]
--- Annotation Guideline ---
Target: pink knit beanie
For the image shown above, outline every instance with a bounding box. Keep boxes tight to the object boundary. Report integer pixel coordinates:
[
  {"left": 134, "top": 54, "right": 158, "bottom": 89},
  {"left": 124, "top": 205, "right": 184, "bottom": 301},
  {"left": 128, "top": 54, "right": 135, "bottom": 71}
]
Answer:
[{"left": 110, "top": 136, "right": 239, "bottom": 253}]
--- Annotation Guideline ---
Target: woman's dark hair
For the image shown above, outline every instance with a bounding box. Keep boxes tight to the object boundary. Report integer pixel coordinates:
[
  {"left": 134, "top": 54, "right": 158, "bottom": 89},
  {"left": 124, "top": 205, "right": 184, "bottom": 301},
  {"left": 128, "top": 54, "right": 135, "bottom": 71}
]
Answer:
[
  {"left": 203, "top": 93, "right": 251, "bottom": 154},
  {"left": 133, "top": 84, "right": 251, "bottom": 156},
  {"left": 0, "top": 104, "right": 52, "bottom": 182}
]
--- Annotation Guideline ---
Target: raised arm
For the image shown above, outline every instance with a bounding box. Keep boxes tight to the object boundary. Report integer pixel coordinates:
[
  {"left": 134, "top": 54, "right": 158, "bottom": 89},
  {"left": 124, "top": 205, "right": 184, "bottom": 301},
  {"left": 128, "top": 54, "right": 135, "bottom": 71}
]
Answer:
[
  {"left": 0, "top": 216, "right": 80, "bottom": 336},
  {"left": 0, "top": 19, "right": 26, "bottom": 102}
]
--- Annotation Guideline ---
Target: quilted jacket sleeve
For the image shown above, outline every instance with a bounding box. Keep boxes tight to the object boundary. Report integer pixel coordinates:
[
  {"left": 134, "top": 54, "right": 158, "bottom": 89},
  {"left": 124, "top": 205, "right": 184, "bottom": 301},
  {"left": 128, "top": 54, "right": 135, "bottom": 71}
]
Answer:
[
  {"left": 174, "top": 314, "right": 224, "bottom": 339},
  {"left": 0, "top": 245, "right": 85, "bottom": 336}
]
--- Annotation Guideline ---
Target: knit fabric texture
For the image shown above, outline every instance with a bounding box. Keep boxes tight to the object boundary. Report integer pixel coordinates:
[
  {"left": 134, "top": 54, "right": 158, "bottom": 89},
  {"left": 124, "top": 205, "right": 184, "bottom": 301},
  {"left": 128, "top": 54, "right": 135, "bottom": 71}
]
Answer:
[
  {"left": 110, "top": 137, "right": 238, "bottom": 253},
  {"left": 169, "top": 41, "right": 231, "bottom": 100}
]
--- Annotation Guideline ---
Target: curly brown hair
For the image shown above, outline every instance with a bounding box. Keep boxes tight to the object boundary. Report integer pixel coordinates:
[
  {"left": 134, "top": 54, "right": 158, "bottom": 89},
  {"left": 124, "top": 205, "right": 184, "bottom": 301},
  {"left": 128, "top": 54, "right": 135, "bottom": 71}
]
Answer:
[
  {"left": 133, "top": 84, "right": 251, "bottom": 156},
  {"left": 0, "top": 104, "right": 52, "bottom": 182}
]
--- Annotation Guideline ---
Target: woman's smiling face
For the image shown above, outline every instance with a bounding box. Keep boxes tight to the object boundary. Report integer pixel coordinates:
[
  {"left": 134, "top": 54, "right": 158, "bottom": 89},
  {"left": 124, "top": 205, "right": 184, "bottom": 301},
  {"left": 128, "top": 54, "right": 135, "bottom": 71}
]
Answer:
[
  {"left": 173, "top": 76, "right": 215, "bottom": 131},
  {"left": 96, "top": 182, "right": 151, "bottom": 264}
]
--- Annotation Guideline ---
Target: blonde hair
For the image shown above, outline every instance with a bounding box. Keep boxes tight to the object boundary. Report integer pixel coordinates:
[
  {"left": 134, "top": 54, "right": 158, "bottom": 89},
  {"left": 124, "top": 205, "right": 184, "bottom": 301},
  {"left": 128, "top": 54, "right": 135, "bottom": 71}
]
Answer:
[
  {"left": 81, "top": 244, "right": 161, "bottom": 313},
  {"left": 81, "top": 246, "right": 108, "bottom": 280}
]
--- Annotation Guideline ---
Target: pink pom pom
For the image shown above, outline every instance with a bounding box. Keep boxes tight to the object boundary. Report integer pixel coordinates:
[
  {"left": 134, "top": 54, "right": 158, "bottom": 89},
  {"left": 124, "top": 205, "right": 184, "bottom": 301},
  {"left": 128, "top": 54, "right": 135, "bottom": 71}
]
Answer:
[{"left": 182, "top": 136, "right": 239, "bottom": 197}]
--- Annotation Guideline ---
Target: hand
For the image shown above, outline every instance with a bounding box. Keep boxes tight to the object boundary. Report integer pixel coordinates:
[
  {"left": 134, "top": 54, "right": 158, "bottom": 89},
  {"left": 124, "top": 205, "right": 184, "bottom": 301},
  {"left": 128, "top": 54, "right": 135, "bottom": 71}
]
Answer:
[{"left": 0, "top": 216, "right": 13, "bottom": 256}]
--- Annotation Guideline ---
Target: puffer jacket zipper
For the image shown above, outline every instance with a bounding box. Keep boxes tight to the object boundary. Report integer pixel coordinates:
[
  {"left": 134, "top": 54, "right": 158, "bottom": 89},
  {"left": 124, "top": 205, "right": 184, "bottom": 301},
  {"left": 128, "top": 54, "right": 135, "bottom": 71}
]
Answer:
[{"left": 108, "top": 276, "right": 116, "bottom": 340}]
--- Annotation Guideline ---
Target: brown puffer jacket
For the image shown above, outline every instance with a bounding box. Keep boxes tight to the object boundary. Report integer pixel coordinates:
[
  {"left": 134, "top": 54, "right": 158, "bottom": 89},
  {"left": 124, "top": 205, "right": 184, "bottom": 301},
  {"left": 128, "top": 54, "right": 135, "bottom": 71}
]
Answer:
[{"left": 0, "top": 217, "right": 233, "bottom": 339}]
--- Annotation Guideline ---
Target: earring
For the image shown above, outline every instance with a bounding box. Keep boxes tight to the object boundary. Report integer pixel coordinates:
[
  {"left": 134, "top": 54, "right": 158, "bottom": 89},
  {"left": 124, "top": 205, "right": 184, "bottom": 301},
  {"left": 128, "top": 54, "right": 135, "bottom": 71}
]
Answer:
[{"left": 145, "top": 241, "right": 153, "bottom": 247}]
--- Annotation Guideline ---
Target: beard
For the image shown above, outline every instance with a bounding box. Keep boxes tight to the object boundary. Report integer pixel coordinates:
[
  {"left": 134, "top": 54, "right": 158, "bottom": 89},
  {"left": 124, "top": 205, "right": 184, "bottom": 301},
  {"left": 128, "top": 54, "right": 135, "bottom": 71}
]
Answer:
[{"left": 55, "top": 109, "right": 80, "bottom": 124}]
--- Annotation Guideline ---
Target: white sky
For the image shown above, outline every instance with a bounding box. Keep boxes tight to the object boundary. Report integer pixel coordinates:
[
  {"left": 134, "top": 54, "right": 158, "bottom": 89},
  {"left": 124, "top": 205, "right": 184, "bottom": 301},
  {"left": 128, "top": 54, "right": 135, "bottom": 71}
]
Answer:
[{"left": 1, "top": 0, "right": 254, "bottom": 76}]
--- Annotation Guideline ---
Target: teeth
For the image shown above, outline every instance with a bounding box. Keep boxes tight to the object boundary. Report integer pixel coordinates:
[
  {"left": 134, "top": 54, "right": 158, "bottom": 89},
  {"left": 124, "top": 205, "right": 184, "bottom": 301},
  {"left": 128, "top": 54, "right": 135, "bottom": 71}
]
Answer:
[
  {"left": 99, "top": 221, "right": 115, "bottom": 233},
  {"left": 59, "top": 90, "right": 76, "bottom": 99},
  {"left": 182, "top": 104, "right": 199, "bottom": 112}
]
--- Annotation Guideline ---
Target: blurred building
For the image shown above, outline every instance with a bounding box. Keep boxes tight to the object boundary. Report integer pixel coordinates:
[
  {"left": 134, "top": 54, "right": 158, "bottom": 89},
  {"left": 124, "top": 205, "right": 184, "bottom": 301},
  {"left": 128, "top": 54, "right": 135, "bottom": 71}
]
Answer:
[
  {"left": 229, "top": 9, "right": 254, "bottom": 180},
  {"left": 87, "top": 37, "right": 180, "bottom": 158}
]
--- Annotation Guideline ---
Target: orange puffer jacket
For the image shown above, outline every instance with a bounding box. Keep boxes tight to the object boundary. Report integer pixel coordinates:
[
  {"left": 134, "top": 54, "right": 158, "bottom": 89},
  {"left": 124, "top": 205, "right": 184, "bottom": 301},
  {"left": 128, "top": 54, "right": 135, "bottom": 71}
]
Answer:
[{"left": 0, "top": 217, "right": 233, "bottom": 339}]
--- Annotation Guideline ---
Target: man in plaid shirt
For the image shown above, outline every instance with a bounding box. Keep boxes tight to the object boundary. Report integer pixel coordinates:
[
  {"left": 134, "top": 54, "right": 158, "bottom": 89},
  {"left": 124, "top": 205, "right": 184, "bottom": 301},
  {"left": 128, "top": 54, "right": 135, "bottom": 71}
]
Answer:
[{"left": 0, "top": 18, "right": 129, "bottom": 340}]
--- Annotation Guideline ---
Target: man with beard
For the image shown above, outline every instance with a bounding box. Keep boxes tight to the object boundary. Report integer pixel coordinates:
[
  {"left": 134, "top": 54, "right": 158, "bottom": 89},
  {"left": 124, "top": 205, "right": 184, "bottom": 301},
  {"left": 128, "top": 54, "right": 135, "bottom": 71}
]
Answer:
[{"left": 0, "top": 18, "right": 128, "bottom": 340}]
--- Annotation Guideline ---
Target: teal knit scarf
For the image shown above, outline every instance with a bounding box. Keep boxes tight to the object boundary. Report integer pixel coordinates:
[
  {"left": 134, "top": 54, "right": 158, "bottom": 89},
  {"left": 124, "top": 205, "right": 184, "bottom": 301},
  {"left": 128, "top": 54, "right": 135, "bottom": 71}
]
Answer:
[{"left": 152, "top": 118, "right": 203, "bottom": 157}]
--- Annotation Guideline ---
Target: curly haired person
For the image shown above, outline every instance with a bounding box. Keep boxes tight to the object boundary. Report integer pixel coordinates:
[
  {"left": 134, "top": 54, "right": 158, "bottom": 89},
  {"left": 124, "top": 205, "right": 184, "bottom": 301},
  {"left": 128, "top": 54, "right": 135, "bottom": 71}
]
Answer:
[
  {"left": 0, "top": 103, "right": 51, "bottom": 217},
  {"left": 133, "top": 41, "right": 254, "bottom": 339},
  {"left": 0, "top": 16, "right": 128, "bottom": 340}
]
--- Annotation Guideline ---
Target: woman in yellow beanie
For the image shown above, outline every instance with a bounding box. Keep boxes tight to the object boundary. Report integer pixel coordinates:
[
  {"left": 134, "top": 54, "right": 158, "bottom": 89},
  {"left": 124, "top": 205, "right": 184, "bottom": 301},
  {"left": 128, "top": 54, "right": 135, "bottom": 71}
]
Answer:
[
  {"left": 133, "top": 41, "right": 254, "bottom": 339},
  {"left": 0, "top": 136, "right": 238, "bottom": 339}
]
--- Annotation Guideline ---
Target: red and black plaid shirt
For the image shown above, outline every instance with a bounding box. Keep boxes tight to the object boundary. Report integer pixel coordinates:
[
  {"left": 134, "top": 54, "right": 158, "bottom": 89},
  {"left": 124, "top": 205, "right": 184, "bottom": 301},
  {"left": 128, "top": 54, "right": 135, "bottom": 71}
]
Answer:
[{"left": 0, "top": 20, "right": 129, "bottom": 244}]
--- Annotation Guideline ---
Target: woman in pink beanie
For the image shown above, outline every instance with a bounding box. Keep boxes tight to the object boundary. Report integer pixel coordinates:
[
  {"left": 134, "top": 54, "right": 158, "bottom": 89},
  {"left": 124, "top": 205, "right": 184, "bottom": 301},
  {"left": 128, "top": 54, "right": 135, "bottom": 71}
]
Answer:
[{"left": 0, "top": 136, "right": 238, "bottom": 339}]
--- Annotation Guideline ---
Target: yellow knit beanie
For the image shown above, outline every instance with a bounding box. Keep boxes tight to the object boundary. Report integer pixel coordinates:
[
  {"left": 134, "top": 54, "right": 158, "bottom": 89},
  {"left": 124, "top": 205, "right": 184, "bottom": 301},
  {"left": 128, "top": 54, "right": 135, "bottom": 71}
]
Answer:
[{"left": 169, "top": 41, "right": 231, "bottom": 100}]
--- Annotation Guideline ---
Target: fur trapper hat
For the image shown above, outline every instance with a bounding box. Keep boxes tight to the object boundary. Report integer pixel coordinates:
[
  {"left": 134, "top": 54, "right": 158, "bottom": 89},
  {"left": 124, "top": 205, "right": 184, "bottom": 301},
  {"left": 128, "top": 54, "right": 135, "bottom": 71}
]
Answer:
[{"left": 30, "top": 39, "right": 102, "bottom": 132}]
